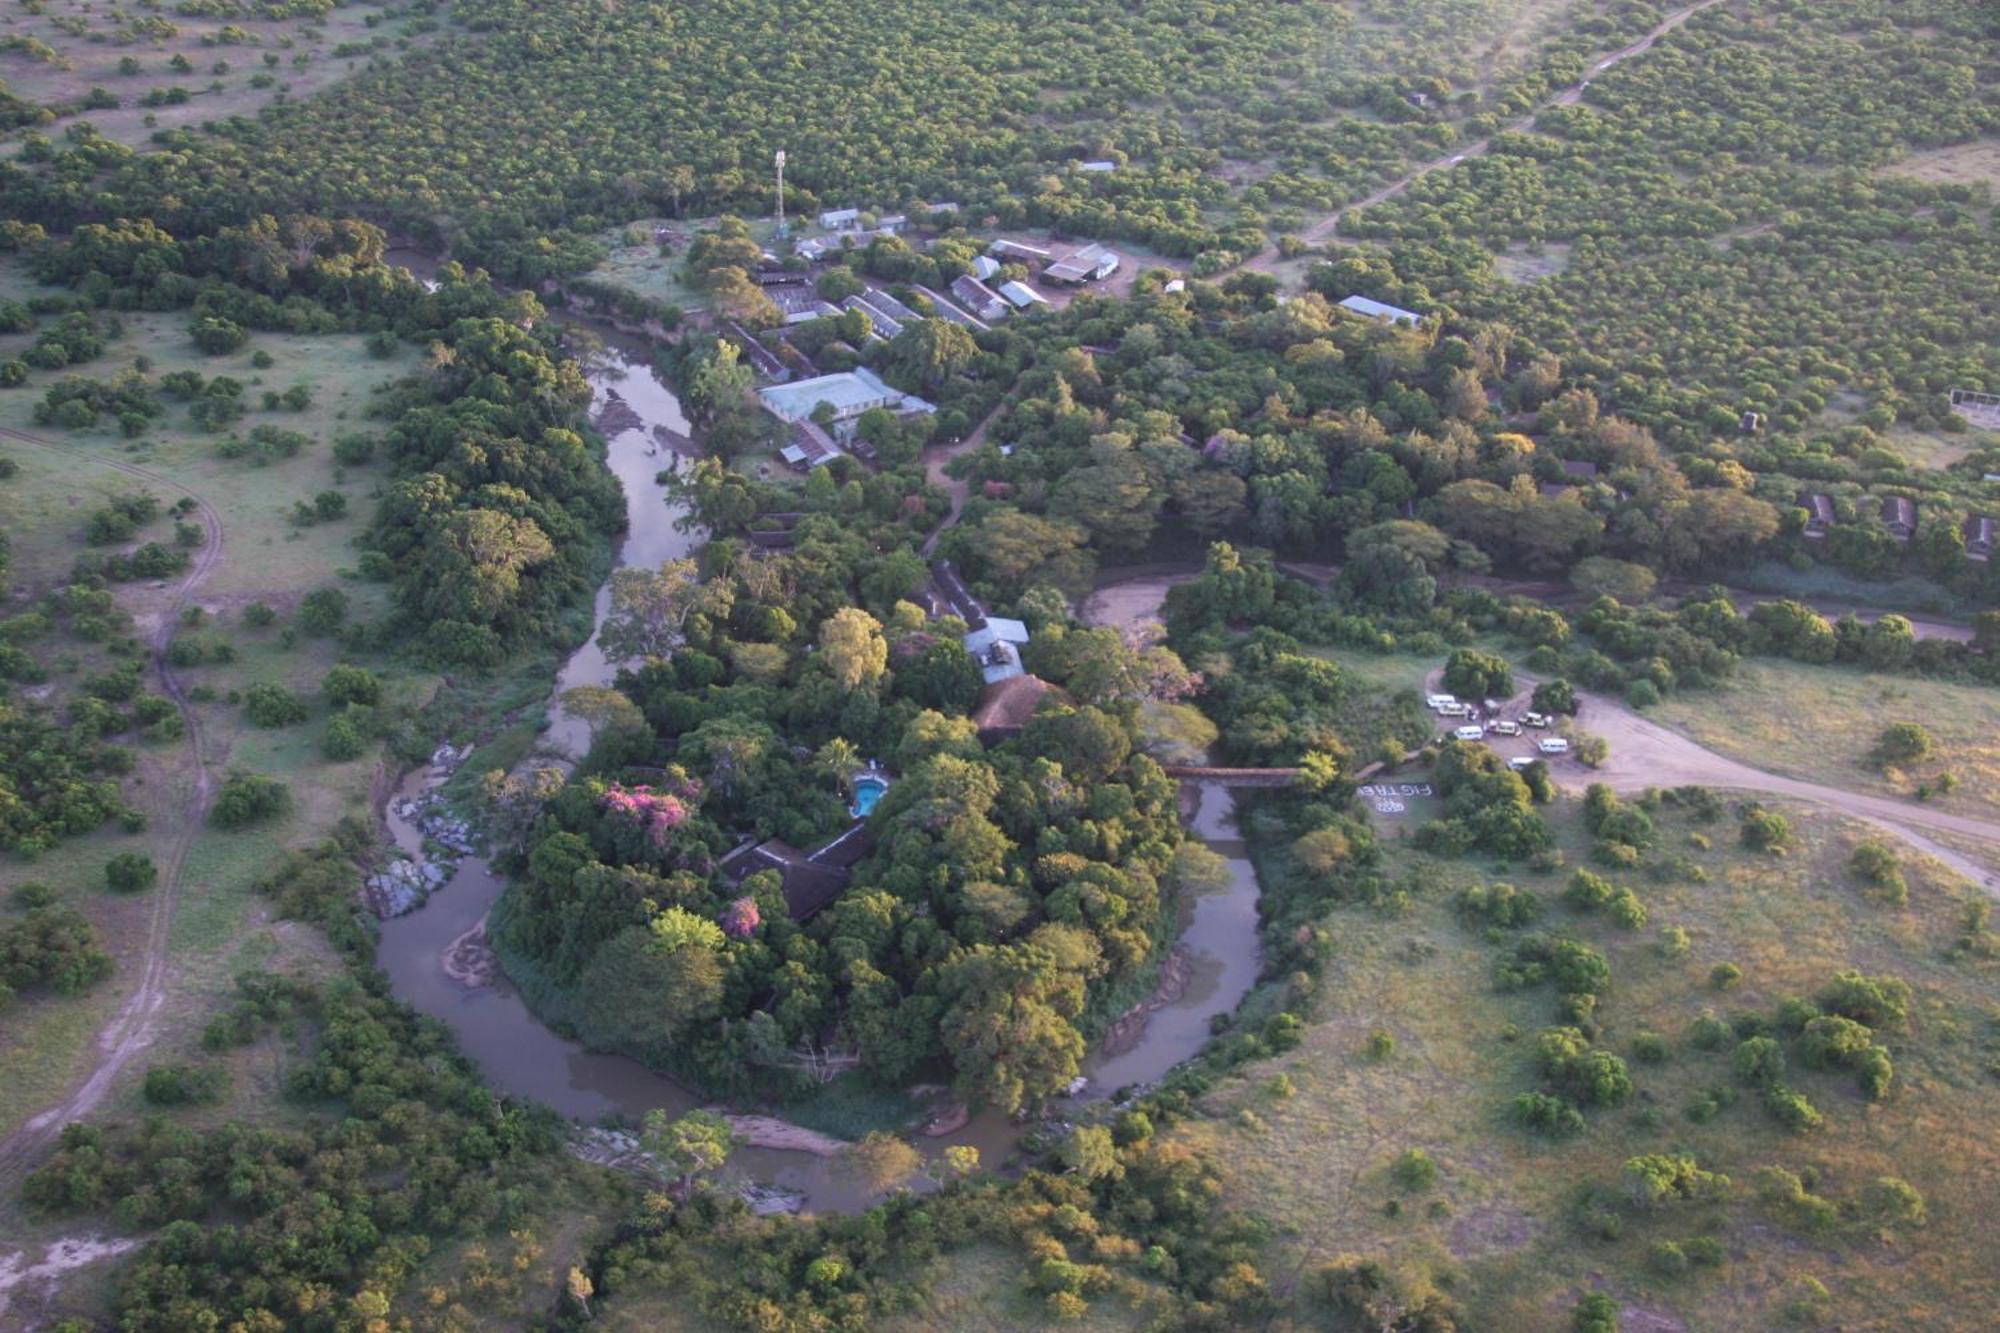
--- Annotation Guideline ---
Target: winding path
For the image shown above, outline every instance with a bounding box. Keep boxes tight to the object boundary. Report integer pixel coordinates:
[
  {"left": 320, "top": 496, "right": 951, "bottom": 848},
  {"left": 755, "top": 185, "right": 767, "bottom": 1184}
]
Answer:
[
  {"left": 0, "top": 426, "right": 223, "bottom": 1183},
  {"left": 920, "top": 401, "right": 1003, "bottom": 556},
  {"left": 1245, "top": 0, "right": 1728, "bottom": 269}
]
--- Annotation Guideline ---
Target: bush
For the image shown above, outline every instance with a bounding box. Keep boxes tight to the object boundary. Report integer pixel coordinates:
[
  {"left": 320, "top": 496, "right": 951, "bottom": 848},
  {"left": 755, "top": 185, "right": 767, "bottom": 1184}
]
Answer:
[
  {"left": 1710, "top": 962, "right": 1743, "bottom": 990},
  {"left": 296, "top": 587, "right": 348, "bottom": 636},
  {"left": 242, "top": 601, "right": 276, "bottom": 627},
  {"left": 1531, "top": 678, "right": 1577, "bottom": 716},
  {"left": 104, "top": 852, "right": 158, "bottom": 894},
  {"left": 321, "top": 715, "right": 367, "bottom": 761},
  {"left": 1872, "top": 721, "right": 1933, "bottom": 767},
  {"left": 1847, "top": 840, "right": 1906, "bottom": 904},
  {"left": 209, "top": 772, "right": 290, "bottom": 829},
  {"left": 321, "top": 664, "right": 381, "bottom": 706},
  {"left": 1740, "top": 808, "right": 1792, "bottom": 854},
  {"left": 243, "top": 683, "right": 309, "bottom": 728},
  {"left": 1390, "top": 1148, "right": 1438, "bottom": 1191},
  {"left": 141, "top": 1062, "right": 227, "bottom": 1105},
  {"left": 1442, "top": 648, "right": 1512, "bottom": 700},
  {"left": 1512, "top": 1091, "right": 1584, "bottom": 1138},
  {"left": 1625, "top": 679, "right": 1660, "bottom": 708},
  {"left": 1572, "top": 1292, "right": 1620, "bottom": 1333}
]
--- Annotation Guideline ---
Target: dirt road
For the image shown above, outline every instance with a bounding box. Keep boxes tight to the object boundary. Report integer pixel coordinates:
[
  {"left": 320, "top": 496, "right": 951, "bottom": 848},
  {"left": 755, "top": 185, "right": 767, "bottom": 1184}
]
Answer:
[
  {"left": 1246, "top": 0, "right": 1727, "bottom": 268},
  {"left": 0, "top": 426, "right": 223, "bottom": 1183},
  {"left": 1569, "top": 692, "right": 2000, "bottom": 892},
  {"left": 920, "top": 402, "right": 1004, "bottom": 556}
]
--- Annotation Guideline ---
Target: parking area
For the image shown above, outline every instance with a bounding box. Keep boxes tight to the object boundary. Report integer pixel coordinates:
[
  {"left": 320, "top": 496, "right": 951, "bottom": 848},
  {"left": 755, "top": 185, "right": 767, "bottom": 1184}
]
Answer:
[{"left": 1422, "top": 681, "right": 1577, "bottom": 772}]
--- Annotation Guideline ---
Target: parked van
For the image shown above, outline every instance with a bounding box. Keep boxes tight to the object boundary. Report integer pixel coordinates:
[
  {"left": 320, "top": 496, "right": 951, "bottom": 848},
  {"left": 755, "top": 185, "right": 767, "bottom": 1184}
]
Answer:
[
  {"left": 1490, "top": 720, "right": 1522, "bottom": 737},
  {"left": 1520, "top": 711, "right": 1551, "bottom": 729},
  {"left": 1507, "top": 755, "right": 1538, "bottom": 771},
  {"left": 1437, "top": 702, "right": 1472, "bottom": 718},
  {"left": 1538, "top": 737, "right": 1571, "bottom": 755},
  {"left": 1426, "top": 693, "right": 1458, "bottom": 711},
  {"left": 1452, "top": 724, "right": 1486, "bottom": 741}
]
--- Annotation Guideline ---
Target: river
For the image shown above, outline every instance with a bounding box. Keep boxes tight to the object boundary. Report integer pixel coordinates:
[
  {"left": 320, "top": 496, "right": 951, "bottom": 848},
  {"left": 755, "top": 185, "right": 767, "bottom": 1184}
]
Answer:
[{"left": 372, "top": 330, "right": 1268, "bottom": 1210}]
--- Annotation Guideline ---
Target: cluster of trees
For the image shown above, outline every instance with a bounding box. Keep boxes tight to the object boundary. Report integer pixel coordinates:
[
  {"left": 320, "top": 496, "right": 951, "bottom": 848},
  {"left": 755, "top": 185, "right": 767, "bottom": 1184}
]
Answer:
[
  {"left": 0, "top": 899, "right": 113, "bottom": 1009},
  {"left": 7, "top": 216, "right": 626, "bottom": 664},
  {"left": 1345, "top": 0, "right": 1999, "bottom": 441},
  {"left": 23, "top": 967, "right": 567, "bottom": 1329},
  {"left": 485, "top": 494, "right": 1207, "bottom": 1112},
  {"left": 0, "top": 0, "right": 1641, "bottom": 278}
]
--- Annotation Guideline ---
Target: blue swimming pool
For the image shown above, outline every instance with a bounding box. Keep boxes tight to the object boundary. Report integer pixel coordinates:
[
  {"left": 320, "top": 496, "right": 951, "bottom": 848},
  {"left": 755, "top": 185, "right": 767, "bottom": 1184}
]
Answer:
[{"left": 850, "top": 775, "right": 889, "bottom": 818}]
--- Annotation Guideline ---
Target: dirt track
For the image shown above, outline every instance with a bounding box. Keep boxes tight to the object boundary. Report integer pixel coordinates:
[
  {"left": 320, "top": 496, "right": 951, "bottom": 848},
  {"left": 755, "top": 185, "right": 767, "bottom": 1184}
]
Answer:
[
  {"left": 0, "top": 426, "right": 223, "bottom": 1183},
  {"left": 920, "top": 401, "right": 1003, "bottom": 556},
  {"left": 1569, "top": 690, "right": 2000, "bottom": 893},
  {"left": 1245, "top": 0, "right": 1728, "bottom": 268},
  {"left": 1086, "top": 565, "right": 2000, "bottom": 893}
]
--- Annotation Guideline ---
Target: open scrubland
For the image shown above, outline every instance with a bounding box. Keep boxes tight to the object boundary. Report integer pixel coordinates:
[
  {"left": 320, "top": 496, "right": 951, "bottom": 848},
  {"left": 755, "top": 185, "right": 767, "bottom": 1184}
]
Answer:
[{"left": 1186, "top": 798, "right": 2000, "bottom": 1329}]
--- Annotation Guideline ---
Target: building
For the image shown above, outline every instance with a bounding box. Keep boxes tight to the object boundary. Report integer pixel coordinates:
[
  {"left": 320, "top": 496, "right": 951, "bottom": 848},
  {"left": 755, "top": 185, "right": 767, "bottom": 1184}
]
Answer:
[
  {"left": 1044, "top": 243, "right": 1122, "bottom": 285},
  {"left": 877, "top": 214, "right": 908, "bottom": 234},
  {"left": 964, "top": 616, "right": 1031, "bottom": 684},
  {"left": 840, "top": 294, "right": 903, "bottom": 339},
  {"left": 913, "top": 284, "right": 989, "bottom": 332},
  {"left": 1163, "top": 278, "right": 1186, "bottom": 294},
  {"left": 998, "top": 279, "right": 1051, "bottom": 311},
  {"left": 758, "top": 367, "right": 932, "bottom": 432},
  {"left": 927, "top": 200, "right": 960, "bottom": 215},
  {"left": 1964, "top": 515, "right": 1995, "bottom": 562},
  {"left": 794, "top": 236, "right": 829, "bottom": 262},
  {"left": 971, "top": 255, "right": 1002, "bottom": 281},
  {"left": 1078, "top": 160, "right": 1118, "bottom": 173},
  {"left": 1338, "top": 294, "right": 1424, "bottom": 327},
  {"left": 1880, "top": 496, "right": 1917, "bottom": 542},
  {"left": 818, "top": 207, "right": 860, "bottom": 230},
  {"left": 716, "top": 826, "right": 875, "bottom": 921},
  {"left": 1798, "top": 492, "right": 1836, "bottom": 539},
  {"left": 951, "top": 274, "right": 1009, "bottom": 321},
  {"left": 973, "top": 674, "right": 1058, "bottom": 746},
  {"left": 856, "top": 287, "right": 921, "bottom": 326},
  {"left": 1560, "top": 460, "right": 1600, "bottom": 483},
  {"left": 989, "top": 238, "right": 1052, "bottom": 264},
  {"left": 778, "top": 418, "right": 842, "bottom": 470}
]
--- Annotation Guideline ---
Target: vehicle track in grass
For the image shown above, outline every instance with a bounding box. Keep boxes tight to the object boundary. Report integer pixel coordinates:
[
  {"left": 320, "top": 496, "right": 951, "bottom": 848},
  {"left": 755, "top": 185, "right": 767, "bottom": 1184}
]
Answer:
[
  {"left": 1244, "top": 0, "right": 1729, "bottom": 271},
  {"left": 0, "top": 424, "right": 224, "bottom": 1183}
]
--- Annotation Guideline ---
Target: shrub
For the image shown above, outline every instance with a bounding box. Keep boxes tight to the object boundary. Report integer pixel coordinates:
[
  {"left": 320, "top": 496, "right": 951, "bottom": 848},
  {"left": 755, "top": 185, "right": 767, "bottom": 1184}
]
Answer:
[
  {"left": 1572, "top": 1292, "right": 1620, "bottom": 1333},
  {"left": 1710, "top": 962, "right": 1743, "bottom": 990},
  {"left": 1815, "top": 970, "right": 1911, "bottom": 1028},
  {"left": 1630, "top": 1032, "right": 1668, "bottom": 1064},
  {"left": 1390, "top": 1148, "right": 1438, "bottom": 1191},
  {"left": 1365, "top": 1029, "right": 1395, "bottom": 1060},
  {"left": 321, "top": 715, "right": 367, "bottom": 761},
  {"left": 104, "top": 852, "right": 158, "bottom": 894},
  {"left": 242, "top": 601, "right": 276, "bottom": 627},
  {"left": 191, "top": 316, "right": 247, "bottom": 355},
  {"left": 321, "top": 664, "right": 382, "bottom": 706},
  {"left": 1626, "top": 679, "right": 1660, "bottom": 708},
  {"left": 1862, "top": 1176, "right": 1926, "bottom": 1228},
  {"left": 296, "top": 587, "right": 348, "bottom": 636},
  {"left": 1512, "top": 1091, "right": 1584, "bottom": 1138},
  {"left": 1763, "top": 1085, "right": 1822, "bottom": 1133},
  {"left": 1872, "top": 721, "right": 1933, "bottom": 767},
  {"left": 1731, "top": 1036, "right": 1785, "bottom": 1086},
  {"left": 141, "top": 1062, "right": 227, "bottom": 1105},
  {"left": 243, "top": 683, "right": 308, "bottom": 728},
  {"left": 1531, "top": 678, "right": 1577, "bottom": 716},
  {"left": 209, "top": 772, "right": 290, "bottom": 829}
]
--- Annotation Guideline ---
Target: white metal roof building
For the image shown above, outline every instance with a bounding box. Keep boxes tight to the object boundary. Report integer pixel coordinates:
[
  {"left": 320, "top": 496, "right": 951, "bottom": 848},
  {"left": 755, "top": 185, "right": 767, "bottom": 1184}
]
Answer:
[
  {"left": 964, "top": 617, "right": 1031, "bottom": 684},
  {"left": 758, "top": 368, "right": 931, "bottom": 425},
  {"left": 999, "top": 279, "right": 1050, "bottom": 310},
  {"left": 818, "top": 208, "right": 860, "bottom": 230},
  {"left": 1337, "top": 295, "right": 1423, "bottom": 326}
]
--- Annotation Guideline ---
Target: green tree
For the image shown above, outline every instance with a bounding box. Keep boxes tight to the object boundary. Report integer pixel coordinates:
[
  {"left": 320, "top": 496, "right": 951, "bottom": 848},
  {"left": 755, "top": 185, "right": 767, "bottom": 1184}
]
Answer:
[{"left": 640, "top": 1108, "right": 737, "bottom": 1194}]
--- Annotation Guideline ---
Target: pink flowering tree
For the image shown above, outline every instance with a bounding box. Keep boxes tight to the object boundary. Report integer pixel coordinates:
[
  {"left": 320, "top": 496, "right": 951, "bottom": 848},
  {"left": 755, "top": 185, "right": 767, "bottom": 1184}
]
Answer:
[
  {"left": 720, "top": 896, "right": 760, "bottom": 939},
  {"left": 601, "top": 779, "right": 700, "bottom": 849}
]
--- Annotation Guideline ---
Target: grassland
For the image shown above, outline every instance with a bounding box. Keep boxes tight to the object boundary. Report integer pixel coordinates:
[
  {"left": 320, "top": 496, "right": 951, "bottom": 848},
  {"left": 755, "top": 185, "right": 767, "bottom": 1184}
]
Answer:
[
  {"left": 0, "top": 264, "right": 428, "bottom": 1198},
  {"left": 1647, "top": 660, "right": 2000, "bottom": 826},
  {"left": 1177, "top": 798, "right": 2000, "bottom": 1330},
  {"left": 0, "top": 0, "right": 438, "bottom": 151}
]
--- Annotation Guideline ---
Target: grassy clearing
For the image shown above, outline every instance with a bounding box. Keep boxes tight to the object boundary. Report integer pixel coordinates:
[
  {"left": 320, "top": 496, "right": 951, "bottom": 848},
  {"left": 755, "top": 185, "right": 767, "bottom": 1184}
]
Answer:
[
  {"left": 0, "top": 0, "right": 438, "bottom": 151},
  {"left": 1647, "top": 659, "right": 2000, "bottom": 824},
  {"left": 1177, "top": 799, "right": 2000, "bottom": 1329},
  {"left": 0, "top": 269, "right": 438, "bottom": 1216},
  {"left": 1878, "top": 137, "right": 2000, "bottom": 191}
]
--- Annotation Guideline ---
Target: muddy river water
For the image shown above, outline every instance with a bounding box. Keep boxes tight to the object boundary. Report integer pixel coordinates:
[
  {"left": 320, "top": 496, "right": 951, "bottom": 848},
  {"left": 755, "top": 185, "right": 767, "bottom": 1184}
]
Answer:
[{"left": 373, "top": 336, "right": 1265, "bottom": 1209}]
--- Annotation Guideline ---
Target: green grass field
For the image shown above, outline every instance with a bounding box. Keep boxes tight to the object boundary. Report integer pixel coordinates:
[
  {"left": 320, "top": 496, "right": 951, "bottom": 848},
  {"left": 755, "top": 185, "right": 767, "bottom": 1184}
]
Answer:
[
  {"left": 1648, "top": 659, "right": 2000, "bottom": 825},
  {"left": 1176, "top": 798, "right": 2000, "bottom": 1329},
  {"left": 0, "top": 267, "right": 436, "bottom": 1214}
]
